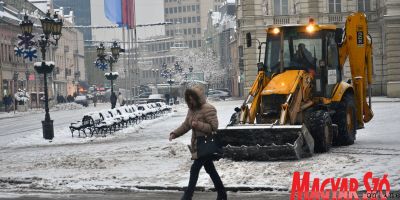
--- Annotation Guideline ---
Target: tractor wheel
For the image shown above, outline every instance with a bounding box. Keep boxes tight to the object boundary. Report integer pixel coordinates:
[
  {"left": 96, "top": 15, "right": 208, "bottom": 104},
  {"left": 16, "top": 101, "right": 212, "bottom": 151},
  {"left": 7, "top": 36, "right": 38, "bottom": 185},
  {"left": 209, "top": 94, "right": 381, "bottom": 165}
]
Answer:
[
  {"left": 332, "top": 93, "right": 357, "bottom": 145},
  {"left": 306, "top": 110, "right": 333, "bottom": 153}
]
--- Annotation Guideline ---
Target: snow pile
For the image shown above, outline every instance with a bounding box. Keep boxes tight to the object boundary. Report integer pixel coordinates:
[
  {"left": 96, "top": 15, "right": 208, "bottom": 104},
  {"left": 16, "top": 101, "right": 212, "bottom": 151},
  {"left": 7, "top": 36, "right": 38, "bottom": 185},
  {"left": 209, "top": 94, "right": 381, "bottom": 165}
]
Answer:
[
  {"left": 14, "top": 89, "right": 30, "bottom": 103},
  {"left": 0, "top": 99, "right": 399, "bottom": 192},
  {"left": 5, "top": 111, "right": 175, "bottom": 148},
  {"left": 51, "top": 103, "right": 84, "bottom": 111}
]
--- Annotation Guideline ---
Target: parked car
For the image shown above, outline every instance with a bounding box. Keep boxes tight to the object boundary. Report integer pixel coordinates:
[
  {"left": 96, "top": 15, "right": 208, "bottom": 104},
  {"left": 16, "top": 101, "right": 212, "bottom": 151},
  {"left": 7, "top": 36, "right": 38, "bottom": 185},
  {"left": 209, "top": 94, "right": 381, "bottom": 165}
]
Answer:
[
  {"left": 147, "top": 94, "right": 166, "bottom": 103},
  {"left": 74, "top": 95, "right": 89, "bottom": 107},
  {"left": 207, "top": 90, "right": 229, "bottom": 100},
  {"left": 215, "top": 88, "right": 231, "bottom": 97},
  {"left": 135, "top": 92, "right": 152, "bottom": 99}
]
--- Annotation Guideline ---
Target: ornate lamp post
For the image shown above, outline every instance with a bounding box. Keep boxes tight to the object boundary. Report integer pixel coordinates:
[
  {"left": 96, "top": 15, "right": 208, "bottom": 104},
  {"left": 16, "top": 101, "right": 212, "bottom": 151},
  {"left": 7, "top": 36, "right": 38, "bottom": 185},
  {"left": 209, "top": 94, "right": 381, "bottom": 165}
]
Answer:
[
  {"left": 188, "top": 65, "right": 194, "bottom": 82},
  {"left": 17, "top": 11, "right": 63, "bottom": 140},
  {"left": 95, "top": 41, "right": 121, "bottom": 109},
  {"left": 167, "top": 72, "right": 175, "bottom": 105},
  {"left": 74, "top": 71, "right": 80, "bottom": 95},
  {"left": 152, "top": 68, "right": 159, "bottom": 93},
  {"left": 13, "top": 72, "right": 19, "bottom": 113}
]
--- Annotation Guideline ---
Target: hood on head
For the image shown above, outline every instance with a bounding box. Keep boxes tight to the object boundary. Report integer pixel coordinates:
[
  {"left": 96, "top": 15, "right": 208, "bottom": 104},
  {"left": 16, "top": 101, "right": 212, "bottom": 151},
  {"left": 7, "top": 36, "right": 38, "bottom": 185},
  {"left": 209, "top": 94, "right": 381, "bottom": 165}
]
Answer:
[{"left": 185, "top": 85, "right": 207, "bottom": 107}]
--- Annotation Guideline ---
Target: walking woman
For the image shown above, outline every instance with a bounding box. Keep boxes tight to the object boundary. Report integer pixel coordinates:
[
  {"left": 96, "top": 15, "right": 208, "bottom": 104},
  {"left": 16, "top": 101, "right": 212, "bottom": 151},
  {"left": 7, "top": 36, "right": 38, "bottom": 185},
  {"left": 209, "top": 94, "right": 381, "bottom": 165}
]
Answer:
[{"left": 169, "top": 86, "right": 227, "bottom": 200}]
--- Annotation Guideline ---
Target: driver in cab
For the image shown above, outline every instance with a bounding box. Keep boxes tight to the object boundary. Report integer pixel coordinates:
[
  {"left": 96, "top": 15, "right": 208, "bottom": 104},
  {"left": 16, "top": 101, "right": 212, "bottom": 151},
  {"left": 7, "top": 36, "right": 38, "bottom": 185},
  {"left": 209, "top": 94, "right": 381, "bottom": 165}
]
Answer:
[{"left": 295, "top": 43, "right": 316, "bottom": 76}]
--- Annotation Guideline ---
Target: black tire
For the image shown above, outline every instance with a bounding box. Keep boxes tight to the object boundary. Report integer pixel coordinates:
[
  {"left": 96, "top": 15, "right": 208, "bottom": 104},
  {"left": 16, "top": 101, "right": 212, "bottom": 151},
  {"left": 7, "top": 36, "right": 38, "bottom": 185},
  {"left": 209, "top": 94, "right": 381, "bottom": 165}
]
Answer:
[
  {"left": 305, "top": 110, "right": 333, "bottom": 153},
  {"left": 332, "top": 93, "right": 357, "bottom": 145}
]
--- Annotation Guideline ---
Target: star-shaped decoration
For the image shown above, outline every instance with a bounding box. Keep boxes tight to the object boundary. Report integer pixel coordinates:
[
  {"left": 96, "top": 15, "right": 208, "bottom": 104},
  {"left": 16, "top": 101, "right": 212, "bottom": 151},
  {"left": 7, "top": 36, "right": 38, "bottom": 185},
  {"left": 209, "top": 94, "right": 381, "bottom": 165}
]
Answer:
[
  {"left": 24, "top": 48, "right": 37, "bottom": 61},
  {"left": 14, "top": 46, "right": 24, "bottom": 57}
]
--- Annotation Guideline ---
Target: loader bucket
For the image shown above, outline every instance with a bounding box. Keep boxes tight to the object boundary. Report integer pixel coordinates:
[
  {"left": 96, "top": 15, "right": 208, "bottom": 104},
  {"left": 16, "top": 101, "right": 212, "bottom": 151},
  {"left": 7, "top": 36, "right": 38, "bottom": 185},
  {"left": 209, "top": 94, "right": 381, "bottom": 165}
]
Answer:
[{"left": 217, "top": 125, "right": 314, "bottom": 161}]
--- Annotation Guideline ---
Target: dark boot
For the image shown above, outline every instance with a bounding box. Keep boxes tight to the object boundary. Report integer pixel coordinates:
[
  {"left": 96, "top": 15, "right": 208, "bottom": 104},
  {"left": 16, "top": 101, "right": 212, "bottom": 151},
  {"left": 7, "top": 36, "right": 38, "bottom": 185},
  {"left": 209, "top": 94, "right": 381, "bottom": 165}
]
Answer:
[
  {"left": 217, "top": 192, "right": 227, "bottom": 200},
  {"left": 181, "top": 192, "right": 193, "bottom": 200}
]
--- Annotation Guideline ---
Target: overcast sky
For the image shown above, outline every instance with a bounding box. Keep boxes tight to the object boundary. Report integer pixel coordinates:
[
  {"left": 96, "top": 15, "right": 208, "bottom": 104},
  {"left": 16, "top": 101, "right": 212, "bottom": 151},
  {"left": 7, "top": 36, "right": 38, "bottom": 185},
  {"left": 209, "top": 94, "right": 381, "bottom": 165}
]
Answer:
[{"left": 91, "top": 0, "right": 164, "bottom": 41}]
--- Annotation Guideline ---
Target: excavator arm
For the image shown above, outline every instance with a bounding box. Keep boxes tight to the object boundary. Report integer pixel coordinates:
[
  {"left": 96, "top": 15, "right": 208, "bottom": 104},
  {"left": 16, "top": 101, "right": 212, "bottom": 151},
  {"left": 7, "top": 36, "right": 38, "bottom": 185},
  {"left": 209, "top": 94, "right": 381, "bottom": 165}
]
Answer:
[
  {"left": 338, "top": 12, "right": 374, "bottom": 126},
  {"left": 239, "top": 69, "right": 269, "bottom": 124}
]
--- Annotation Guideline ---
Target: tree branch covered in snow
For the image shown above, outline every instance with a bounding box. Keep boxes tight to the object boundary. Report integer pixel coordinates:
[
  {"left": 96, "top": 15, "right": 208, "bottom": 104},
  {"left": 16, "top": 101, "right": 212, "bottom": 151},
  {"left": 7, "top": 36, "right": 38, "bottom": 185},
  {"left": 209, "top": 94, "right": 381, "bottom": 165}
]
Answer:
[{"left": 173, "top": 47, "right": 225, "bottom": 86}]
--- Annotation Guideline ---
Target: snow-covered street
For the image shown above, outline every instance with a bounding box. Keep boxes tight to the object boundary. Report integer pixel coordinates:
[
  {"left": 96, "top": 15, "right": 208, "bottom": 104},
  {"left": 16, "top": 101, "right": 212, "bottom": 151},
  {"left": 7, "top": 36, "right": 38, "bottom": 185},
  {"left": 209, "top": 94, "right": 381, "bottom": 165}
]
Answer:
[{"left": 0, "top": 98, "right": 399, "bottom": 194}]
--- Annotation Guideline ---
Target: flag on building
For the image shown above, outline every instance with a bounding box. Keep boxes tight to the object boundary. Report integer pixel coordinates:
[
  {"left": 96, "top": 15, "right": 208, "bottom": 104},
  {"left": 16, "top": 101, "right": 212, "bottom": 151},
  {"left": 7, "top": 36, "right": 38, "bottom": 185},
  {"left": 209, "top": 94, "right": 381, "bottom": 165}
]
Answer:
[{"left": 104, "top": 0, "right": 135, "bottom": 28}]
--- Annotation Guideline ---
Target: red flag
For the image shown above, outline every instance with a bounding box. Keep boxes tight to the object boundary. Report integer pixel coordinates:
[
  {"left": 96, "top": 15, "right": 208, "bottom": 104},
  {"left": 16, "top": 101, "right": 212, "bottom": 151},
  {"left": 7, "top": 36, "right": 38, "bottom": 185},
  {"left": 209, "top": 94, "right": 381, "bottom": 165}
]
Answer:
[{"left": 122, "top": 0, "right": 135, "bottom": 28}]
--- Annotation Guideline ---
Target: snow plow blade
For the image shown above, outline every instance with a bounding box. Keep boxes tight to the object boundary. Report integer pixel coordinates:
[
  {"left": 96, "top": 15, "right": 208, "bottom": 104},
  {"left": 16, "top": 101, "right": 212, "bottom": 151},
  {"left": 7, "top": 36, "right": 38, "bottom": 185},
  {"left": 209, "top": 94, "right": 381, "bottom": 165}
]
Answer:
[{"left": 217, "top": 125, "right": 314, "bottom": 161}]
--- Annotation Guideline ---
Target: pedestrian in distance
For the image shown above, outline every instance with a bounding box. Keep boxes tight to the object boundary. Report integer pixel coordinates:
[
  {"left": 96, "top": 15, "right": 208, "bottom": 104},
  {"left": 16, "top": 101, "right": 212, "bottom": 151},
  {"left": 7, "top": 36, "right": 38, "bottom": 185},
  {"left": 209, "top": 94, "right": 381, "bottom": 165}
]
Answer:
[
  {"left": 118, "top": 92, "right": 125, "bottom": 106},
  {"left": 110, "top": 92, "right": 117, "bottom": 109},
  {"left": 169, "top": 85, "right": 227, "bottom": 200},
  {"left": 93, "top": 94, "right": 98, "bottom": 107}
]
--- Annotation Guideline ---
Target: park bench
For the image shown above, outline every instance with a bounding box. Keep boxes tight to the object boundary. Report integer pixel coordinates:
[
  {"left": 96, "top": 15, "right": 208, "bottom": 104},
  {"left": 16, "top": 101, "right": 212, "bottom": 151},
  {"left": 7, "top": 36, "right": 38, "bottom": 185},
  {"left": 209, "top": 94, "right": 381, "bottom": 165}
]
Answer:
[{"left": 69, "top": 115, "right": 97, "bottom": 137}]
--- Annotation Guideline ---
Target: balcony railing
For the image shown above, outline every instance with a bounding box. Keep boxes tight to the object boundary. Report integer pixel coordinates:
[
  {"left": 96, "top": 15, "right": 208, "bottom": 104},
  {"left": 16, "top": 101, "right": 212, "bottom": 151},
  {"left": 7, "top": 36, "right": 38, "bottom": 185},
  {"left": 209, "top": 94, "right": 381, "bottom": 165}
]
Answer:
[
  {"left": 273, "top": 16, "right": 290, "bottom": 25},
  {"left": 328, "top": 14, "right": 344, "bottom": 23}
]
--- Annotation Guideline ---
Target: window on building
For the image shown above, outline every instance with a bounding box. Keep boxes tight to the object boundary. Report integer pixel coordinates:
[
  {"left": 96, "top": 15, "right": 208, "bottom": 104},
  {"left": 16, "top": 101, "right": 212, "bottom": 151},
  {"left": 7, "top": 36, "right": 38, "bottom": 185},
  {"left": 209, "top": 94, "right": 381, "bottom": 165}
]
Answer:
[
  {"left": 329, "top": 0, "right": 341, "bottom": 13},
  {"left": 196, "top": 5, "right": 200, "bottom": 11},
  {"left": 192, "top": 5, "right": 196, "bottom": 11},
  {"left": 184, "top": 29, "right": 187, "bottom": 35},
  {"left": 178, "top": 18, "right": 182, "bottom": 23},
  {"left": 187, "top": 5, "right": 191, "bottom": 12},
  {"left": 198, "top": 40, "right": 202, "bottom": 47},
  {"left": 188, "top": 17, "right": 192, "bottom": 23},
  {"left": 358, "top": 0, "right": 370, "bottom": 11},
  {"left": 174, "top": 7, "right": 177, "bottom": 13},
  {"left": 166, "top": 30, "right": 169, "bottom": 36},
  {"left": 188, "top": 28, "right": 192, "bottom": 35},
  {"left": 178, "top": 6, "right": 182, "bottom": 12},
  {"left": 169, "top": 7, "right": 173, "bottom": 14},
  {"left": 165, "top": 8, "right": 168, "bottom": 14},
  {"left": 192, "top": 16, "right": 196, "bottom": 23},
  {"left": 197, "top": 28, "right": 201, "bottom": 34},
  {"left": 192, "top": 28, "right": 196, "bottom": 34},
  {"left": 189, "top": 41, "right": 193, "bottom": 48},
  {"left": 274, "top": 0, "right": 288, "bottom": 15},
  {"left": 183, "top": 17, "right": 187, "bottom": 23},
  {"left": 197, "top": 16, "right": 200, "bottom": 22},
  {"left": 183, "top": 6, "right": 186, "bottom": 12}
]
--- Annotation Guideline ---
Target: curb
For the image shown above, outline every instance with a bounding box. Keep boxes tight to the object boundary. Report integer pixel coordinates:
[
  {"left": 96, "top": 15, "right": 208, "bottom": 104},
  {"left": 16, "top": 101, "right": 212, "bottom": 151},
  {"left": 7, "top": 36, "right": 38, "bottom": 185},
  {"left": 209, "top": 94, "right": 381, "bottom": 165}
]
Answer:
[{"left": 124, "top": 186, "right": 289, "bottom": 193}]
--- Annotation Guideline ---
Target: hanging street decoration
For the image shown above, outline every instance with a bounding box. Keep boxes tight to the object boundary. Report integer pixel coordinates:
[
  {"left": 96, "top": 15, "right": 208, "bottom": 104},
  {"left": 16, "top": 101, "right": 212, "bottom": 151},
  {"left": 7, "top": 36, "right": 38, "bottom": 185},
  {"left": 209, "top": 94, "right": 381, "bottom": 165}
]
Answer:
[
  {"left": 23, "top": 48, "right": 38, "bottom": 61},
  {"left": 14, "top": 46, "right": 24, "bottom": 57},
  {"left": 95, "top": 60, "right": 108, "bottom": 71}
]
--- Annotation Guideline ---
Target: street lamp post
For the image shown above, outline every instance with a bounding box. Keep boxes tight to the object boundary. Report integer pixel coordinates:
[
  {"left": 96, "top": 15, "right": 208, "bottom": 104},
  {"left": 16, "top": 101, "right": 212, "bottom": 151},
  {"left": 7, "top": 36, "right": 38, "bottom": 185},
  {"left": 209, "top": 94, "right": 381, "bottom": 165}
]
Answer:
[
  {"left": 189, "top": 65, "right": 193, "bottom": 82},
  {"left": 17, "top": 11, "right": 63, "bottom": 140},
  {"left": 152, "top": 69, "right": 159, "bottom": 93},
  {"left": 96, "top": 41, "right": 121, "bottom": 109},
  {"left": 167, "top": 73, "right": 175, "bottom": 105},
  {"left": 13, "top": 72, "right": 18, "bottom": 114},
  {"left": 74, "top": 71, "right": 80, "bottom": 95}
]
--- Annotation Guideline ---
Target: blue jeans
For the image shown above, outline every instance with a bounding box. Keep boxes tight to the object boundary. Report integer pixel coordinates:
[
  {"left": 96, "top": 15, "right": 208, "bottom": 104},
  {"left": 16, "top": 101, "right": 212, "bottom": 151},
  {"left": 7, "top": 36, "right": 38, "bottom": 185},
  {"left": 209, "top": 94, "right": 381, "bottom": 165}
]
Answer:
[{"left": 182, "top": 157, "right": 226, "bottom": 200}]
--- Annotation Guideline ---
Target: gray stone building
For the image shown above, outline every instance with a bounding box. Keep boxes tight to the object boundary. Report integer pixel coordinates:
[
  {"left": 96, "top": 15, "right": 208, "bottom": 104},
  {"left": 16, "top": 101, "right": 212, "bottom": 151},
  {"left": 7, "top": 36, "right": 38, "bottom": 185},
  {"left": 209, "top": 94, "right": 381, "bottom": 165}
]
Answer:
[
  {"left": 236, "top": 0, "right": 400, "bottom": 97},
  {"left": 0, "top": 0, "right": 85, "bottom": 108},
  {"left": 164, "top": 0, "right": 224, "bottom": 48}
]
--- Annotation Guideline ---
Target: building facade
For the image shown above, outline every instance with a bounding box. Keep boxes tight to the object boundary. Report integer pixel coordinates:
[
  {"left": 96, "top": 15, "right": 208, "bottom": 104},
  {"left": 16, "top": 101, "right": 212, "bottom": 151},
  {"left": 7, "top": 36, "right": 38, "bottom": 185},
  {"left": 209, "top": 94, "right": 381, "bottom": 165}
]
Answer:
[
  {"left": 236, "top": 0, "right": 400, "bottom": 97},
  {"left": 53, "top": 0, "right": 92, "bottom": 45},
  {"left": 0, "top": 0, "right": 85, "bottom": 110},
  {"left": 164, "top": 0, "right": 224, "bottom": 48}
]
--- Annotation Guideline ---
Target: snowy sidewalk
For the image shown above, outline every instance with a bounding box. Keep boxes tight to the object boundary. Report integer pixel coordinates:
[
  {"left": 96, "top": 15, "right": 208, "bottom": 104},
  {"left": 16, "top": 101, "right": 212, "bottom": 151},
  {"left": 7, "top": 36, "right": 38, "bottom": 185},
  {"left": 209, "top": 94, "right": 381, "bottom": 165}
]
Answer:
[{"left": 0, "top": 99, "right": 399, "bottom": 193}]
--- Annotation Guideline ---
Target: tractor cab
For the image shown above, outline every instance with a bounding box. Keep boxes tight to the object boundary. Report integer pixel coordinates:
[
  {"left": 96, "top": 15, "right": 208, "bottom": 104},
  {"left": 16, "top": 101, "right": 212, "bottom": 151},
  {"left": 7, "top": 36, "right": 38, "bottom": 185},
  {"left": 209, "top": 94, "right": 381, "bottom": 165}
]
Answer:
[{"left": 262, "top": 22, "right": 342, "bottom": 98}]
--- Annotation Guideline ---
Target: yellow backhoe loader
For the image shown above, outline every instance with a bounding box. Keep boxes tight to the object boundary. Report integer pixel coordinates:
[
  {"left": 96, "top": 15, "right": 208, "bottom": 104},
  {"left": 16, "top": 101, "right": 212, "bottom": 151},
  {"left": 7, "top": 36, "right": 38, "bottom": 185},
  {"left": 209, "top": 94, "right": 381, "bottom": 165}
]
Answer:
[{"left": 217, "top": 12, "right": 374, "bottom": 161}]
